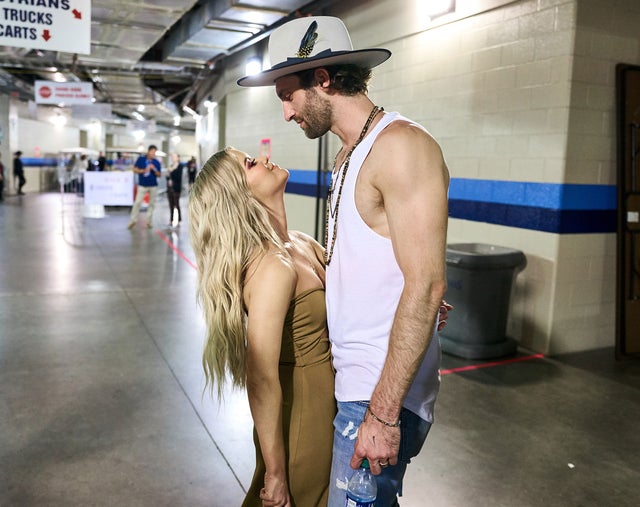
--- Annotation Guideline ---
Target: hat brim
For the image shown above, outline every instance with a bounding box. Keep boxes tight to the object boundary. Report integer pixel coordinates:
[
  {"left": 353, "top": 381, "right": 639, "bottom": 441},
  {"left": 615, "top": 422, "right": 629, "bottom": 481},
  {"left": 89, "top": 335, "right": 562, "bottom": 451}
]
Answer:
[{"left": 237, "top": 48, "right": 391, "bottom": 87}]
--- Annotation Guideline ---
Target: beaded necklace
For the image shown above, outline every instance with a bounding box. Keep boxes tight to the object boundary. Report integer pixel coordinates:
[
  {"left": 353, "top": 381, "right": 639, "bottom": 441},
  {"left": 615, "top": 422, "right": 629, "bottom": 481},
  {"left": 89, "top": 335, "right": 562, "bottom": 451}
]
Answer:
[{"left": 324, "top": 105, "right": 383, "bottom": 265}]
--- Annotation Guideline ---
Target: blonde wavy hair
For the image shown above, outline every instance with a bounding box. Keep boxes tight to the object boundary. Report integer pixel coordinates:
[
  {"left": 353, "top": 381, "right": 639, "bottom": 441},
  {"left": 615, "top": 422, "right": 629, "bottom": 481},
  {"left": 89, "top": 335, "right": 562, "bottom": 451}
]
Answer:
[{"left": 189, "top": 147, "right": 285, "bottom": 398}]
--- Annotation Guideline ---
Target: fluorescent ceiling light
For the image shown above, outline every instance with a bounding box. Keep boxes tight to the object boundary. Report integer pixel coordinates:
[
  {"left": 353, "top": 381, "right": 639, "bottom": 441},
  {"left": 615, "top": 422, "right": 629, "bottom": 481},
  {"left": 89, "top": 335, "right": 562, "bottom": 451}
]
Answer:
[
  {"left": 182, "top": 105, "right": 201, "bottom": 119},
  {"left": 245, "top": 58, "right": 262, "bottom": 76},
  {"left": 425, "top": 0, "right": 455, "bottom": 18}
]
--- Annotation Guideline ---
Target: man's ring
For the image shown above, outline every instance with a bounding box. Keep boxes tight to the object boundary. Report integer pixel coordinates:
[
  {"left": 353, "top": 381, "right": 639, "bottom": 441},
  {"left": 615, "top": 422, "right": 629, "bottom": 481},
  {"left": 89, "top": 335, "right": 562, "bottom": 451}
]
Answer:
[{"left": 379, "top": 461, "right": 389, "bottom": 467}]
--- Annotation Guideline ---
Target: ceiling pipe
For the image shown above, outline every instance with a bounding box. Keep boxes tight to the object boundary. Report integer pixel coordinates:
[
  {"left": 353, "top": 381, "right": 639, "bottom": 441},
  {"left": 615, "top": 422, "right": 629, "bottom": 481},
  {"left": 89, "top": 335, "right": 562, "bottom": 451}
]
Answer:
[{"left": 179, "top": 0, "right": 341, "bottom": 111}]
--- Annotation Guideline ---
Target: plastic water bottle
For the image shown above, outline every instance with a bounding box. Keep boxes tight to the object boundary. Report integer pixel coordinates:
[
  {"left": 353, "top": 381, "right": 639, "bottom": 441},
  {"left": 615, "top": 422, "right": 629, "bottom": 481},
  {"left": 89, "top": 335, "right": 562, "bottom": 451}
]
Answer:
[{"left": 345, "top": 458, "right": 377, "bottom": 507}]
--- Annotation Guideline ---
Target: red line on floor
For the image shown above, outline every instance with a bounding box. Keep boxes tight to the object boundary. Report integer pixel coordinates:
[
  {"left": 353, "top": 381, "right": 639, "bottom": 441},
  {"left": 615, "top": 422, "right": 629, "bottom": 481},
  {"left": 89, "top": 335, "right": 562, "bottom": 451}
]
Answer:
[
  {"left": 156, "top": 230, "right": 198, "bottom": 270},
  {"left": 440, "top": 353, "right": 545, "bottom": 375}
]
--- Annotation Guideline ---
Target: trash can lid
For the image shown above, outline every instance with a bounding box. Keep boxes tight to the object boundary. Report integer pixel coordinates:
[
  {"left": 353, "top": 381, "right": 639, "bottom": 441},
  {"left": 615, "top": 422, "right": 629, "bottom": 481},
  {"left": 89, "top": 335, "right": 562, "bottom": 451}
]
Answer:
[{"left": 446, "top": 243, "right": 526, "bottom": 269}]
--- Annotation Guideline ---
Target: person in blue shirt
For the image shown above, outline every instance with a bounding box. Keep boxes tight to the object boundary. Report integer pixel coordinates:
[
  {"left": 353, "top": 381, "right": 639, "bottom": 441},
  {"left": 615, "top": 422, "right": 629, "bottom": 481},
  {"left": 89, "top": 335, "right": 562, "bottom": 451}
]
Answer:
[{"left": 128, "top": 144, "right": 162, "bottom": 229}]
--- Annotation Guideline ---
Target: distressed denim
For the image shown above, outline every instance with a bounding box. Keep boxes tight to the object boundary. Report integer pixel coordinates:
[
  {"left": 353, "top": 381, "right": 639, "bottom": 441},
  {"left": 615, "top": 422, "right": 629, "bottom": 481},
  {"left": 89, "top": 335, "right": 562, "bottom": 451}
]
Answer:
[{"left": 327, "top": 401, "right": 431, "bottom": 507}]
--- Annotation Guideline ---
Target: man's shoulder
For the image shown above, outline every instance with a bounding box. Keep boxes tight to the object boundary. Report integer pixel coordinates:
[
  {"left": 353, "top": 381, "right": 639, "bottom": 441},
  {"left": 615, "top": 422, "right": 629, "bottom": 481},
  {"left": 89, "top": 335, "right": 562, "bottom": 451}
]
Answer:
[
  {"left": 375, "top": 115, "right": 440, "bottom": 154},
  {"left": 380, "top": 114, "right": 428, "bottom": 137}
]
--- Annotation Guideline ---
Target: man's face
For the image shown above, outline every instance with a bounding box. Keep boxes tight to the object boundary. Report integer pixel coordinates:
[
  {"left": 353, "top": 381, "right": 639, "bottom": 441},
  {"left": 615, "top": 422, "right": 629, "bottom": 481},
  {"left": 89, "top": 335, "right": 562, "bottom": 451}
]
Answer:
[
  {"left": 148, "top": 148, "right": 157, "bottom": 159},
  {"left": 275, "top": 74, "right": 332, "bottom": 139}
]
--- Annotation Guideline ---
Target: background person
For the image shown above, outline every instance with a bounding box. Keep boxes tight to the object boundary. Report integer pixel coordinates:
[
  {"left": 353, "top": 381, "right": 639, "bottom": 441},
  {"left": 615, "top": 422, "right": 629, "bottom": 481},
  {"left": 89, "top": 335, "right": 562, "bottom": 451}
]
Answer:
[
  {"left": 76, "top": 154, "right": 88, "bottom": 194},
  {"left": 128, "top": 145, "right": 162, "bottom": 229},
  {"left": 238, "top": 16, "right": 450, "bottom": 507},
  {"left": 166, "top": 153, "right": 183, "bottom": 227},
  {"left": 186, "top": 156, "right": 198, "bottom": 190},
  {"left": 113, "top": 152, "right": 128, "bottom": 171},
  {"left": 13, "top": 151, "right": 25, "bottom": 195},
  {"left": 97, "top": 151, "right": 107, "bottom": 171},
  {"left": 189, "top": 147, "right": 334, "bottom": 507}
]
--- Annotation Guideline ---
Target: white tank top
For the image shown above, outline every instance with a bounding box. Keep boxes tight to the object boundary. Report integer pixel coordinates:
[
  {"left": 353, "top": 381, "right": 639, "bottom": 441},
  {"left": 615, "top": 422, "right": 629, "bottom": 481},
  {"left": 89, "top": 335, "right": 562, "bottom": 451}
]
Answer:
[{"left": 326, "top": 111, "right": 441, "bottom": 423}]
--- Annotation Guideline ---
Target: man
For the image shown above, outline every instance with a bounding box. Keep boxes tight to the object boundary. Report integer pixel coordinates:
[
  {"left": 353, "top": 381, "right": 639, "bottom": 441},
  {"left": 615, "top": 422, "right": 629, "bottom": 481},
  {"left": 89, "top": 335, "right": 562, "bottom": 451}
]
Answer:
[
  {"left": 13, "top": 151, "right": 25, "bottom": 195},
  {"left": 238, "top": 16, "right": 450, "bottom": 506},
  {"left": 128, "top": 144, "right": 162, "bottom": 229},
  {"left": 97, "top": 151, "right": 107, "bottom": 171}
]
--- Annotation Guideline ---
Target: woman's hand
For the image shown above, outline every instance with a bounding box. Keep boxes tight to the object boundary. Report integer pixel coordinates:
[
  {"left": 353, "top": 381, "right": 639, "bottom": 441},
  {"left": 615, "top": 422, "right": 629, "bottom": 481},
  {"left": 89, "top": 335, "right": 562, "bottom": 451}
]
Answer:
[
  {"left": 260, "top": 472, "right": 291, "bottom": 507},
  {"left": 437, "top": 300, "right": 453, "bottom": 331}
]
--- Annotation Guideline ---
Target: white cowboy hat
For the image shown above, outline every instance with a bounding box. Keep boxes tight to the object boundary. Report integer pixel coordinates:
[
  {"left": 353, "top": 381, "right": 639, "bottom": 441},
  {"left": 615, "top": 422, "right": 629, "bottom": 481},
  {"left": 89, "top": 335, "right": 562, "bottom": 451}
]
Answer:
[{"left": 237, "top": 16, "right": 391, "bottom": 87}]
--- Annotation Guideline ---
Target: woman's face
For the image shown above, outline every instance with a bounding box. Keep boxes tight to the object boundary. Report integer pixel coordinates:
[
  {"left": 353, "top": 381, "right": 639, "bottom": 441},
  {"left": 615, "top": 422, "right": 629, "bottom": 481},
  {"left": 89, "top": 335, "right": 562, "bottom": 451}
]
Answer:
[{"left": 230, "top": 149, "right": 288, "bottom": 200}]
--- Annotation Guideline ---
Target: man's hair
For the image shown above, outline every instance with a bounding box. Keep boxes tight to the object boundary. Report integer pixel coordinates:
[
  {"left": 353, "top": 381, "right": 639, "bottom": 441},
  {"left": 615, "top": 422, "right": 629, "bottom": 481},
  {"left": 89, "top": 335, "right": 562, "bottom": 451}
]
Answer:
[
  {"left": 296, "top": 64, "right": 372, "bottom": 95},
  {"left": 148, "top": 144, "right": 158, "bottom": 151}
]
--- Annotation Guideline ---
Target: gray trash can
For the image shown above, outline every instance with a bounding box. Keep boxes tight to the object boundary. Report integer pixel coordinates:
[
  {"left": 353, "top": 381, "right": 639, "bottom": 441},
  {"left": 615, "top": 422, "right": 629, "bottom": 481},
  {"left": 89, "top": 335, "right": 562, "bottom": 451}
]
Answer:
[{"left": 440, "top": 243, "right": 526, "bottom": 359}]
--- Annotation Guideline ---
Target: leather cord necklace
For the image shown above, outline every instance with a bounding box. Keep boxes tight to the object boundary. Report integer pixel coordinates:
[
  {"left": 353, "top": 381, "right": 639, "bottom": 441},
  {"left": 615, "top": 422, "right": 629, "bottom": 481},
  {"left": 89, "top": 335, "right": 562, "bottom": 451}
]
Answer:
[{"left": 324, "top": 105, "right": 383, "bottom": 265}]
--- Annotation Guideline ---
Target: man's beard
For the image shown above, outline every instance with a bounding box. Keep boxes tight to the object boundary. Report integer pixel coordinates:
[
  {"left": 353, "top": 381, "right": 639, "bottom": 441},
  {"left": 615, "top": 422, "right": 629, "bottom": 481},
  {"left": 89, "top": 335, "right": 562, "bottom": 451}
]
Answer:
[{"left": 300, "top": 88, "right": 332, "bottom": 139}]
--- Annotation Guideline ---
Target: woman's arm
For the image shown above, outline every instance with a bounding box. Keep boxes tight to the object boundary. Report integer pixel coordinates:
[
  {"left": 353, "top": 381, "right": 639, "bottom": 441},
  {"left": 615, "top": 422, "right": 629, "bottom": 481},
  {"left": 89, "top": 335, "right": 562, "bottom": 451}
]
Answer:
[{"left": 244, "top": 251, "right": 296, "bottom": 507}]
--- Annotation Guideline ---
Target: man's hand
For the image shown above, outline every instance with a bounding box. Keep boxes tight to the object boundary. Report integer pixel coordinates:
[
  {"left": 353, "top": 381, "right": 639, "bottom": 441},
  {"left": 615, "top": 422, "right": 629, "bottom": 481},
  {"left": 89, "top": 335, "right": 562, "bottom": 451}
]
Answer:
[{"left": 350, "top": 414, "right": 400, "bottom": 476}]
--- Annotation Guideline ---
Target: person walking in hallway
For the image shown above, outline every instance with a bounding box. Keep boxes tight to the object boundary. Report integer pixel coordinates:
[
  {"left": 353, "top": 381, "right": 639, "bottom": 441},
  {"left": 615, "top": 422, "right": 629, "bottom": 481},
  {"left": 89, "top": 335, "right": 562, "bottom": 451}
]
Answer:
[
  {"left": 238, "top": 16, "right": 450, "bottom": 506},
  {"left": 186, "top": 156, "right": 198, "bottom": 191},
  {"left": 166, "top": 153, "right": 183, "bottom": 227},
  {"left": 13, "top": 151, "right": 25, "bottom": 195},
  {"left": 128, "top": 144, "right": 162, "bottom": 229}
]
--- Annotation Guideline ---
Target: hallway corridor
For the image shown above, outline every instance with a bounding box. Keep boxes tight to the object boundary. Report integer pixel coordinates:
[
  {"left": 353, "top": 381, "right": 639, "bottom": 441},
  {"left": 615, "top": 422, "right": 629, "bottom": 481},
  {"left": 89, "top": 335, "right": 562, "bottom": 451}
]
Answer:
[{"left": 1, "top": 193, "right": 638, "bottom": 507}]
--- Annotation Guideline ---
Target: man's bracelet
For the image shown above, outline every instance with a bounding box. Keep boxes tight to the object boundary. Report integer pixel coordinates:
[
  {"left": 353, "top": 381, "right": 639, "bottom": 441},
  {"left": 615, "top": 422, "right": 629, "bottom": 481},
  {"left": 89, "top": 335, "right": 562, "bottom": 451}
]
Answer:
[{"left": 367, "top": 407, "right": 401, "bottom": 428}]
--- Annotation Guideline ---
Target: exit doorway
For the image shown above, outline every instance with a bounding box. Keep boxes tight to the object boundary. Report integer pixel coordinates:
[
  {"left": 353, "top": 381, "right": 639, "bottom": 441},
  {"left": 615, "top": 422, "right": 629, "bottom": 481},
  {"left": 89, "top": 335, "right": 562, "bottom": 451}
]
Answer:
[{"left": 615, "top": 64, "right": 640, "bottom": 358}]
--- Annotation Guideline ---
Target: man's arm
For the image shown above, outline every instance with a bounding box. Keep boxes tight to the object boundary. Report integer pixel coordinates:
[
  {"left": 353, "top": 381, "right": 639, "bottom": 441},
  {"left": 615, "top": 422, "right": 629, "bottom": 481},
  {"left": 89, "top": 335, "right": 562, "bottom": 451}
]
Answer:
[
  {"left": 352, "top": 122, "right": 449, "bottom": 474},
  {"left": 132, "top": 156, "right": 145, "bottom": 174}
]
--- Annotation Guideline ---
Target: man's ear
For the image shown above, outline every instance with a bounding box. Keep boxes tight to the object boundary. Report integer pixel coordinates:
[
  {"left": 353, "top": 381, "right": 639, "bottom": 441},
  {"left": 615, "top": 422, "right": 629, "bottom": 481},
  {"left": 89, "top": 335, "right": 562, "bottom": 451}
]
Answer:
[{"left": 314, "top": 68, "right": 331, "bottom": 89}]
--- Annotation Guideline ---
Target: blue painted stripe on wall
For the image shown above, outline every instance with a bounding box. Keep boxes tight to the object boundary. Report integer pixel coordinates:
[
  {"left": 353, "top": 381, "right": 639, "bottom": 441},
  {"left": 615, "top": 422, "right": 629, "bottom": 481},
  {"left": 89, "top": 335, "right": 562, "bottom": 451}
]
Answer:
[
  {"left": 286, "top": 169, "right": 329, "bottom": 198},
  {"left": 448, "top": 178, "right": 616, "bottom": 210},
  {"left": 282, "top": 171, "right": 619, "bottom": 234},
  {"left": 449, "top": 199, "right": 616, "bottom": 233},
  {"left": 23, "top": 157, "right": 58, "bottom": 167}
]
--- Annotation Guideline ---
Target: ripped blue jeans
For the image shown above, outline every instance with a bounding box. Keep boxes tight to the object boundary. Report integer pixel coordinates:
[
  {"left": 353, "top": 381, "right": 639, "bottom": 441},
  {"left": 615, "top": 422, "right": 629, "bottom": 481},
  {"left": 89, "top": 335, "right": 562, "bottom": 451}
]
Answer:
[{"left": 327, "top": 401, "right": 431, "bottom": 507}]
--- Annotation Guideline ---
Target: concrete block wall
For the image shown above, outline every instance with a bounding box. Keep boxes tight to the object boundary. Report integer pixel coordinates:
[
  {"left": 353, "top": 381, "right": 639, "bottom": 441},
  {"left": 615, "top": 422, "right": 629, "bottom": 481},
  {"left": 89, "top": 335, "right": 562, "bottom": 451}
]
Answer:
[
  {"left": 214, "top": 0, "right": 638, "bottom": 355},
  {"left": 337, "top": 0, "right": 578, "bottom": 353},
  {"left": 549, "top": 0, "right": 640, "bottom": 354}
]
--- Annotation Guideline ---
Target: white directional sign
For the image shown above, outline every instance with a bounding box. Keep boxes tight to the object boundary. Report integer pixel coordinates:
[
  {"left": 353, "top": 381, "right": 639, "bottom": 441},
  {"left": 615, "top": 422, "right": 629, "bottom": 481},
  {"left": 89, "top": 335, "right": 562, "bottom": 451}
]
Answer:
[
  {"left": 84, "top": 171, "right": 134, "bottom": 206},
  {"left": 35, "top": 80, "right": 93, "bottom": 104},
  {"left": 0, "top": 0, "right": 91, "bottom": 54}
]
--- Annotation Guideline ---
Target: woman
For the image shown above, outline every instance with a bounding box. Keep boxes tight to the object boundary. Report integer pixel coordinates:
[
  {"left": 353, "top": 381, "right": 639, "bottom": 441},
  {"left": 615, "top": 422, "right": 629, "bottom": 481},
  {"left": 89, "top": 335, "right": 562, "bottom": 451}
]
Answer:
[
  {"left": 189, "top": 147, "right": 335, "bottom": 507},
  {"left": 186, "top": 156, "right": 198, "bottom": 190},
  {"left": 166, "top": 153, "right": 183, "bottom": 226}
]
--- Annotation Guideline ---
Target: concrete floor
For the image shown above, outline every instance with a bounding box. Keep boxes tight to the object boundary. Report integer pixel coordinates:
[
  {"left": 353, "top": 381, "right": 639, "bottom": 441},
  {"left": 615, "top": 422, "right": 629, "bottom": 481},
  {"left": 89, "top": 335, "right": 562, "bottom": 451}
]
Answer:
[{"left": 1, "top": 192, "right": 639, "bottom": 507}]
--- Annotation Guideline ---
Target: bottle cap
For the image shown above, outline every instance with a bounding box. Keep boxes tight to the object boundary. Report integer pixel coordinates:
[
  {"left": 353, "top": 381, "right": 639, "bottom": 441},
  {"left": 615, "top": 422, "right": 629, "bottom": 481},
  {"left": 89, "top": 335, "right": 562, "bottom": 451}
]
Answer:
[{"left": 361, "top": 459, "right": 370, "bottom": 470}]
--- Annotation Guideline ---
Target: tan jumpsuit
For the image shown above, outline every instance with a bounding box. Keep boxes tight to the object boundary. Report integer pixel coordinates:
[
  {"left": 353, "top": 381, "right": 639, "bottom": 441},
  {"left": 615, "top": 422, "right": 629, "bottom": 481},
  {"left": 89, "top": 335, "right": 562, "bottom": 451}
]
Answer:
[{"left": 243, "top": 288, "right": 336, "bottom": 507}]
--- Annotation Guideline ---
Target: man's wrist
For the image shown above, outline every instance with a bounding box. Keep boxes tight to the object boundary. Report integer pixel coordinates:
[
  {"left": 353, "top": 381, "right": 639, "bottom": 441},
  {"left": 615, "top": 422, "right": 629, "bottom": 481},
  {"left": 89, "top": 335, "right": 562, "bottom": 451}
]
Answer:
[{"left": 366, "top": 406, "right": 401, "bottom": 427}]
